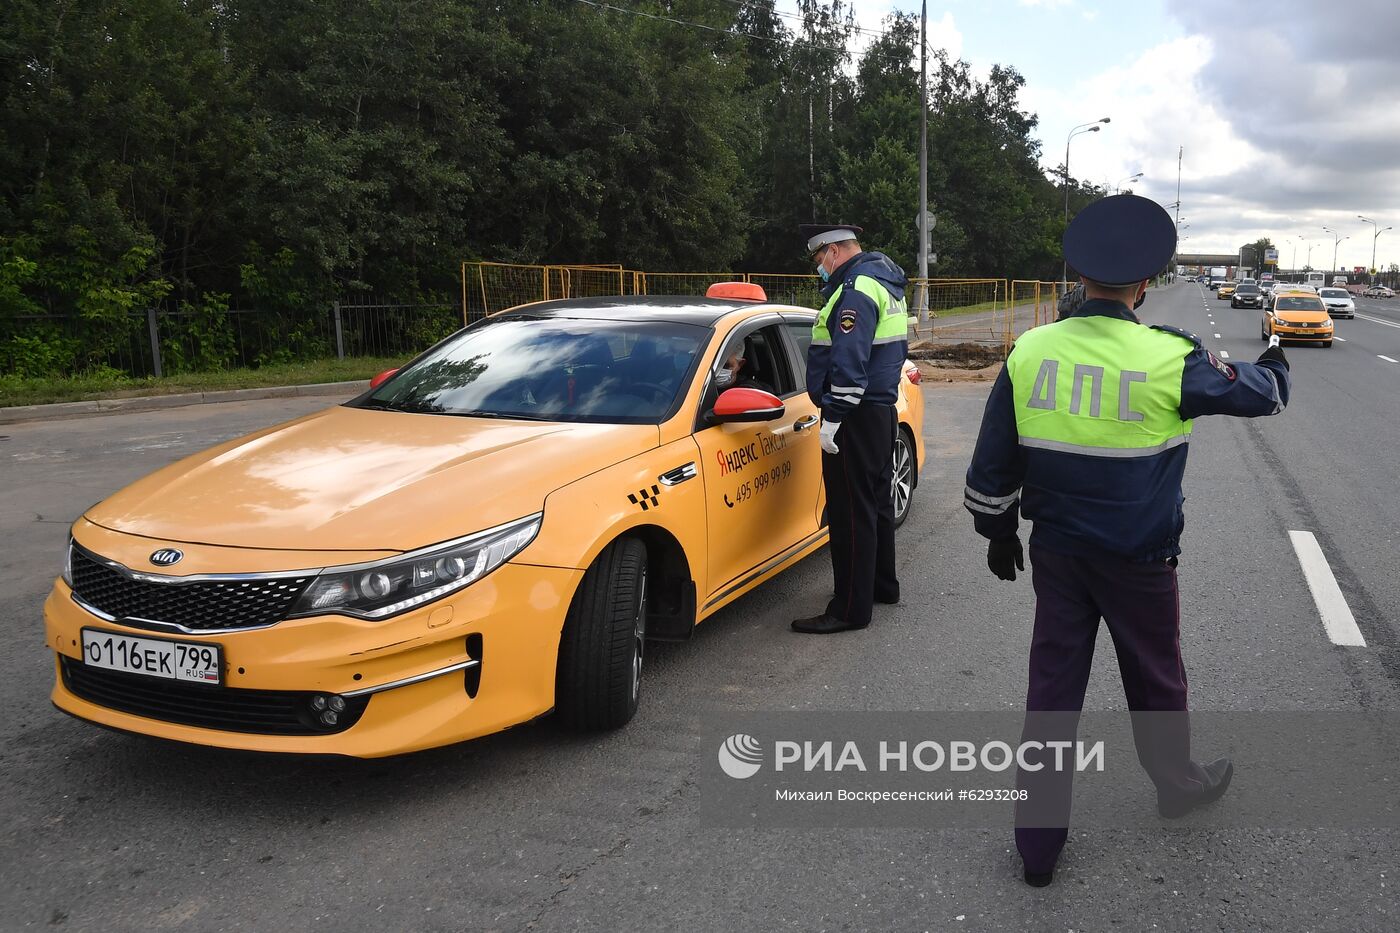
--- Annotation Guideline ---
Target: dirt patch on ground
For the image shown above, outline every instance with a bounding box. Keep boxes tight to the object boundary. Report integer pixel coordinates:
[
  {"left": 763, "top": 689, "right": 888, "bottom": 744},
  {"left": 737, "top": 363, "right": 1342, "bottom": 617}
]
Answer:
[{"left": 908, "top": 342, "right": 1004, "bottom": 382}]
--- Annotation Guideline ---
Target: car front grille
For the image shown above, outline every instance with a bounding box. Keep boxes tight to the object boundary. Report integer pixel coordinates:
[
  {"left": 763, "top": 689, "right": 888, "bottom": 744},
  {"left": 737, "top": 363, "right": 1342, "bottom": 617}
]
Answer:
[
  {"left": 69, "top": 546, "right": 313, "bottom": 632},
  {"left": 60, "top": 656, "right": 369, "bottom": 735}
]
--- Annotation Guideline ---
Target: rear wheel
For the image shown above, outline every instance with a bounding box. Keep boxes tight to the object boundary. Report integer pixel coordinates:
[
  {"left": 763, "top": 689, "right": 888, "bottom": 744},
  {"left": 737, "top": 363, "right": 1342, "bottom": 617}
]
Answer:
[
  {"left": 892, "top": 427, "right": 916, "bottom": 528},
  {"left": 555, "top": 538, "right": 648, "bottom": 731}
]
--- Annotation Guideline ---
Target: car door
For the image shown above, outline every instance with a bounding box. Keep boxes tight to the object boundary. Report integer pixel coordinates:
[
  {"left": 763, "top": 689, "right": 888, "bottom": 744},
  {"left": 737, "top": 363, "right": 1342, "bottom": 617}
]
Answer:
[
  {"left": 692, "top": 317, "right": 823, "bottom": 601},
  {"left": 779, "top": 312, "right": 827, "bottom": 529}
]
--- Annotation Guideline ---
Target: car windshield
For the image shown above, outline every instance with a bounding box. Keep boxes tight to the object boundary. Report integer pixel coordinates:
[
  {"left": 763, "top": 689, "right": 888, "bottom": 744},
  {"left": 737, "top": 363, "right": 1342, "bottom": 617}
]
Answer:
[
  {"left": 1237, "top": 285, "right": 1259, "bottom": 294},
  {"left": 1319, "top": 289, "right": 1349, "bottom": 299},
  {"left": 1276, "top": 296, "right": 1325, "bottom": 311},
  {"left": 351, "top": 317, "right": 710, "bottom": 423}
]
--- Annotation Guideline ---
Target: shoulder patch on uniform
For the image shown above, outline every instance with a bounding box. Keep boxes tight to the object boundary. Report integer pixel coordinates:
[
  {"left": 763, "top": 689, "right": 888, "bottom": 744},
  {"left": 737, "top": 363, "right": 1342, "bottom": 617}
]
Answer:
[
  {"left": 1149, "top": 323, "right": 1202, "bottom": 346},
  {"left": 838, "top": 308, "right": 857, "bottom": 334},
  {"left": 1205, "top": 350, "right": 1236, "bottom": 381}
]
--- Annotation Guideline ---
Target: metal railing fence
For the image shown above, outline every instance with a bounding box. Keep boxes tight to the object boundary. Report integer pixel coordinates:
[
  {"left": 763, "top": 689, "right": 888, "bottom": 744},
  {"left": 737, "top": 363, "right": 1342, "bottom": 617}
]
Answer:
[
  {"left": 2, "top": 300, "right": 457, "bottom": 380},
  {"left": 3, "top": 264, "right": 1070, "bottom": 381}
]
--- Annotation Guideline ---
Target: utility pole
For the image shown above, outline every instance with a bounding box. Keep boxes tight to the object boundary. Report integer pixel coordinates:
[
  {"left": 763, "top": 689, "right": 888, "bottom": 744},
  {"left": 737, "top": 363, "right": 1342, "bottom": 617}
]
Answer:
[
  {"left": 1358, "top": 215, "right": 1392, "bottom": 282},
  {"left": 917, "top": 0, "right": 929, "bottom": 325},
  {"left": 1173, "top": 147, "right": 1182, "bottom": 276},
  {"left": 1061, "top": 118, "right": 1109, "bottom": 287},
  {"left": 1323, "top": 227, "right": 1349, "bottom": 278},
  {"left": 1174, "top": 147, "right": 1182, "bottom": 229}
]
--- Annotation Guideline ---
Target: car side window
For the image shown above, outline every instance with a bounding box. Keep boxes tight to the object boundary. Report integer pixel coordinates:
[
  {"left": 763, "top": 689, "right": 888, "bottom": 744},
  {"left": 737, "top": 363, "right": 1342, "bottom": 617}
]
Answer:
[
  {"left": 785, "top": 321, "right": 813, "bottom": 384},
  {"left": 714, "top": 324, "right": 795, "bottom": 396}
]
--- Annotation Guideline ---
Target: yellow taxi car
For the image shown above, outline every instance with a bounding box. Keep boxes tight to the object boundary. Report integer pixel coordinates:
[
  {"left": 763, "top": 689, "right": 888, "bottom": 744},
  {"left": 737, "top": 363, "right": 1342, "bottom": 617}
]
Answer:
[
  {"left": 44, "top": 287, "right": 925, "bottom": 757},
  {"left": 1262, "top": 289, "right": 1334, "bottom": 347},
  {"left": 1217, "top": 282, "right": 1237, "bottom": 300}
]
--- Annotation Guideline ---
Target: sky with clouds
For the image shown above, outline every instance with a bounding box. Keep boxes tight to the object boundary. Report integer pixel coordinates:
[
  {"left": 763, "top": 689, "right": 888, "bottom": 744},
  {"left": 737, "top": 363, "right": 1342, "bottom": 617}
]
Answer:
[{"left": 773, "top": 0, "right": 1400, "bottom": 271}]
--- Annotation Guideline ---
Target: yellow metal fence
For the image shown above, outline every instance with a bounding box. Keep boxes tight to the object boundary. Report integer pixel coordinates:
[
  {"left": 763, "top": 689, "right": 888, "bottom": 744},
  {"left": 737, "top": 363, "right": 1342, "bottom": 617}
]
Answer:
[{"left": 462, "top": 262, "right": 1074, "bottom": 350}]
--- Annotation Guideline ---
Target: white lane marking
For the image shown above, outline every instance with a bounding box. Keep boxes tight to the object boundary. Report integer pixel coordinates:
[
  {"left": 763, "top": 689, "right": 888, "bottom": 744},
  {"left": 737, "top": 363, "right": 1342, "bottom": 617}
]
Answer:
[
  {"left": 1219, "top": 351, "right": 1230, "bottom": 359},
  {"left": 1355, "top": 312, "right": 1400, "bottom": 329},
  {"left": 1288, "top": 531, "right": 1365, "bottom": 647},
  {"left": 1214, "top": 333, "right": 1222, "bottom": 338},
  {"left": 1381, "top": 355, "right": 1399, "bottom": 363},
  {"left": 1334, "top": 337, "right": 1346, "bottom": 342}
]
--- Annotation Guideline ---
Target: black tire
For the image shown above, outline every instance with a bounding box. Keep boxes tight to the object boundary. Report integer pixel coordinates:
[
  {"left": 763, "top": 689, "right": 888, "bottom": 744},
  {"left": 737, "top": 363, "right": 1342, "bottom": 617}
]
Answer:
[
  {"left": 892, "top": 427, "right": 916, "bottom": 528},
  {"left": 555, "top": 538, "right": 648, "bottom": 731}
]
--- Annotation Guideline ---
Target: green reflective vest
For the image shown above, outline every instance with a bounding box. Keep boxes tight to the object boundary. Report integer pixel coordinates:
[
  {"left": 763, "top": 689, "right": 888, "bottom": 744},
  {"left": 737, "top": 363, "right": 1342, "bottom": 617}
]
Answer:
[
  {"left": 1006, "top": 316, "right": 1193, "bottom": 457},
  {"left": 812, "top": 276, "right": 909, "bottom": 346}
]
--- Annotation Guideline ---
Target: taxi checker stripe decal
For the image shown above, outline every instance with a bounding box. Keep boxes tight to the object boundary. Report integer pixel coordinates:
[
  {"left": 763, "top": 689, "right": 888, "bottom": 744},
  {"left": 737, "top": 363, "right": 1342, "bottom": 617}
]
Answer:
[{"left": 627, "top": 485, "right": 661, "bottom": 511}]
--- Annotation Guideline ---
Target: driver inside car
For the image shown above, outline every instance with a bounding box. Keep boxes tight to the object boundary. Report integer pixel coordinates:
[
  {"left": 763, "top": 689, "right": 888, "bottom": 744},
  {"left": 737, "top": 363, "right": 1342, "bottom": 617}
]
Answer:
[{"left": 715, "top": 338, "right": 775, "bottom": 395}]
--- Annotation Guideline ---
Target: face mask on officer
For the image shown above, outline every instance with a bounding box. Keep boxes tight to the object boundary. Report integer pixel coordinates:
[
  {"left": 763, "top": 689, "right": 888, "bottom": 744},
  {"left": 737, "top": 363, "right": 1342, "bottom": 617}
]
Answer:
[{"left": 815, "top": 244, "right": 833, "bottom": 282}]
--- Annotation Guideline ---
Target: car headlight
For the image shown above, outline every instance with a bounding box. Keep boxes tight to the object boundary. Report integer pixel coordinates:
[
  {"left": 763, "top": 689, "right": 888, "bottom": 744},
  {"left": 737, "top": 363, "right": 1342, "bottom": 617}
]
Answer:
[
  {"left": 289, "top": 513, "right": 542, "bottom": 620},
  {"left": 61, "top": 536, "right": 74, "bottom": 586}
]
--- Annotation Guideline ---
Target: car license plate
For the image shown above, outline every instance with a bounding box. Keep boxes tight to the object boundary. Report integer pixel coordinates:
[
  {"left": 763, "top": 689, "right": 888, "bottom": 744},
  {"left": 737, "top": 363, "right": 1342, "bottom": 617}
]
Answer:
[{"left": 80, "top": 628, "right": 223, "bottom": 685}]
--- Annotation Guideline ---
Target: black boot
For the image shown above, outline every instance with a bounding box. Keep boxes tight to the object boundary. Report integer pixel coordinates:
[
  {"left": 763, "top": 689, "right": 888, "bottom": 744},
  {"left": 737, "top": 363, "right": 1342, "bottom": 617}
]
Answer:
[
  {"left": 1023, "top": 867, "right": 1054, "bottom": 888},
  {"left": 791, "top": 614, "right": 868, "bottom": 634},
  {"left": 1158, "top": 757, "right": 1234, "bottom": 818}
]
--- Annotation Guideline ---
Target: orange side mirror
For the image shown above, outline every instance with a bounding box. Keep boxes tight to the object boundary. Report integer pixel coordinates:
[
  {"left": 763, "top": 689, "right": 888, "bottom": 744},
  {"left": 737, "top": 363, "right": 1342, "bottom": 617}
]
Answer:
[{"left": 369, "top": 368, "right": 399, "bottom": 389}]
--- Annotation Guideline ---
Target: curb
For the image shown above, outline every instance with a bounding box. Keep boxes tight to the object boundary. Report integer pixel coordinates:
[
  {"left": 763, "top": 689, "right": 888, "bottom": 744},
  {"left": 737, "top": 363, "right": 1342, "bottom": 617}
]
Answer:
[{"left": 0, "top": 380, "right": 370, "bottom": 426}]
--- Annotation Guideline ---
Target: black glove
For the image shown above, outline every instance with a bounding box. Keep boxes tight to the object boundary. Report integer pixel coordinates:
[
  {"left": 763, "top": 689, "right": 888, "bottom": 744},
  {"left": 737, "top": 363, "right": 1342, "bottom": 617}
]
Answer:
[
  {"left": 987, "top": 536, "right": 1024, "bottom": 582},
  {"left": 1257, "top": 345, "right": 1289, "bottom": 370}
]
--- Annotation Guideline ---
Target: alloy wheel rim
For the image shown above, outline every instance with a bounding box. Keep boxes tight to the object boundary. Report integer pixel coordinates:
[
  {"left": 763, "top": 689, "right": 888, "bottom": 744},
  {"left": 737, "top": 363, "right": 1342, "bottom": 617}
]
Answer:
[
  {"left": 893, "top": 438, "right": 912, "bottom": 519},
  {"left": 631, "top": 568, "right": 647, "bottom": 702}
]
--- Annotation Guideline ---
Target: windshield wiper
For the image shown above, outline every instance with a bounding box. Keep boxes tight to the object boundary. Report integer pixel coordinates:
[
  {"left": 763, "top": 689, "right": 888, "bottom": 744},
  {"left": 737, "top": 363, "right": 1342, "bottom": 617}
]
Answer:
[{"left": 447, "top": 409, "right": 556, "bottom": 422}]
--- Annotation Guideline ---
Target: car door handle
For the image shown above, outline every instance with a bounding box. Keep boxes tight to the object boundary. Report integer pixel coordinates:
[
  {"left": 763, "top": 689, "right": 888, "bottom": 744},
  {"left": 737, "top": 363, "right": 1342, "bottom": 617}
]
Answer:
[{"left": 792, "top": 415, "right": 819, "bottom": 433}]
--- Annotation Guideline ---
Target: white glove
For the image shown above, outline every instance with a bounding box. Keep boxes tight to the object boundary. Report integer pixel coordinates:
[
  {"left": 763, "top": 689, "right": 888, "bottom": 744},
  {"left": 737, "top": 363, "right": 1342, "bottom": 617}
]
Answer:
[{"left": 819, "top": 419, "right": 841, "bottom": 454}]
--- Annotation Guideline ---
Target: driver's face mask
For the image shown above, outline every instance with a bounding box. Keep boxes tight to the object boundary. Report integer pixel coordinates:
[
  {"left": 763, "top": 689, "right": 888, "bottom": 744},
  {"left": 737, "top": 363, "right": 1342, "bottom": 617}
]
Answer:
[{"left": 715, "top": 353, "right": 744, "bottom": 389}]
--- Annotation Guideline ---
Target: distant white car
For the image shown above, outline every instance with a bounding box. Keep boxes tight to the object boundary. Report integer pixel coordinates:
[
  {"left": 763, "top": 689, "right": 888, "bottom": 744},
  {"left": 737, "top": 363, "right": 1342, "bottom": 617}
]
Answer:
[
  {"left": 1318, "top": 287, "right": 1354, "bottom": 319},
  {"left": 1363, "top": 285, "right": 1395, "bottom": 298}
]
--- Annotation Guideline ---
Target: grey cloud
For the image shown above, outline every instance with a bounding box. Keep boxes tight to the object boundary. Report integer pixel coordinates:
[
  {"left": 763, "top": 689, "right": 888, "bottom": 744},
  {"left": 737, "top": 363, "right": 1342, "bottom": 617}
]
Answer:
[{"left": 1153, "top": 0, "right": 1400, "bottom": 254}]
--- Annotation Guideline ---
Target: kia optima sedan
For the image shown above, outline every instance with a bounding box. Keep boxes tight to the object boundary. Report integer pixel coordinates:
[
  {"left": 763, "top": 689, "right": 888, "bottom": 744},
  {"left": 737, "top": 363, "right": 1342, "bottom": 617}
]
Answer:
[{"left": 45, "top": 289, "right": 926, "bottom": 757}]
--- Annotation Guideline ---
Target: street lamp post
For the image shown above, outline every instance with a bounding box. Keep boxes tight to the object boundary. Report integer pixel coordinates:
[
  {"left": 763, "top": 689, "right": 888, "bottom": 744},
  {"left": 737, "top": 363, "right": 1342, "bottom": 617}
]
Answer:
[
  {"left": 1062, "top": 117, "right": 1110, "bottom": 287},
  {"left": 1323, "top": 227, "right": 1349, "bottom": 280},
  {"left": 1113, "top": 172, "right": 1143, "bottom": 194},
  {"left": 1358, "top": 215, "right": 1392, "bottom": 282}
]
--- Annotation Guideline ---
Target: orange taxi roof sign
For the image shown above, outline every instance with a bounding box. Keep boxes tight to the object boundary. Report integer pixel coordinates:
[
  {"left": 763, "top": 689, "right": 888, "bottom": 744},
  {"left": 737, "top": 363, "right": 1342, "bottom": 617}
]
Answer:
[{"left": 706, "top": 282, "right": 767, "bottom": 302}]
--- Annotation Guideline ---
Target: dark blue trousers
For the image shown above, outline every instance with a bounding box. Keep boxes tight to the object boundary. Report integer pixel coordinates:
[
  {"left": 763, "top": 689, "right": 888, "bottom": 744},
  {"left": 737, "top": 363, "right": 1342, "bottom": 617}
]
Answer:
[
  {"left": 822, "top": 402, "right": 899, "bottom": 627},
  {"left": 1015, "top": 543, "right": 1207, "bottom": 874}
]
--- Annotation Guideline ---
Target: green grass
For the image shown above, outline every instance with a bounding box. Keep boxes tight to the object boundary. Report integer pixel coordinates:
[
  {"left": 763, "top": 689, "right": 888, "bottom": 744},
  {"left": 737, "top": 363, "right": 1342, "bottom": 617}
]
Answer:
[{"left": 0, "top": 356, "right": 405, "bottom": 408}]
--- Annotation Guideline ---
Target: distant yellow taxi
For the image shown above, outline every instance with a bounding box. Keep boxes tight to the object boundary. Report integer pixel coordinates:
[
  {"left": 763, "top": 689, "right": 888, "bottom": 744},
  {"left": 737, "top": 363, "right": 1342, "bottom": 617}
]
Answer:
[
  {"left": 1263, "top": 289, "right": 1334, "bottom": 347},
  {"left": 45, "top": 288, "right": 926, "bottom": 756},
  {"left": 1217, "top": 282, "right": 1237, "bottom": 300}
]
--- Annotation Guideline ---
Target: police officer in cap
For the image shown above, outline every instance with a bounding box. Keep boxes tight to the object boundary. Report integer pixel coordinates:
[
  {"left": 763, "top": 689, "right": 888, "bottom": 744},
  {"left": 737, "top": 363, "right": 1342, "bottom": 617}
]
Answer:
[
  {"left": 792, "top": 224, "right": 910, "bottom": 634},
  {"left": 964, "top": 195, "right": 1291, "bottom": 886}
]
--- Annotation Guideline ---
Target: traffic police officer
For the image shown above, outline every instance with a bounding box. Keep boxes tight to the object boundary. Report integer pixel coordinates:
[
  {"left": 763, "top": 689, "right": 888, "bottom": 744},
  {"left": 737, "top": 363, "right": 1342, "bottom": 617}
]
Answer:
[
  {"left": 964, "top": 195, "right": 1291, "bottom": 886},
  {"left": 792, "top": 224, "right": 910, "bottom": 634}
]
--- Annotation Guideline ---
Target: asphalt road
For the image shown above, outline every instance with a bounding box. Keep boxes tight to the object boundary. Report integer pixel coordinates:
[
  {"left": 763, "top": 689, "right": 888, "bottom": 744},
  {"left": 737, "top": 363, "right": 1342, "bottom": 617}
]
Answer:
[{"left": 3, "top": 283, "right": 1399, "bottom": 932}]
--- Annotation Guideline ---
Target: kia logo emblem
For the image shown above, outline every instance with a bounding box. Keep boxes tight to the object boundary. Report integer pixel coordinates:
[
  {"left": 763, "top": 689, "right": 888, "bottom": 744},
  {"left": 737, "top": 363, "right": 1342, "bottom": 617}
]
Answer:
[{"left": 149, "top": 549, "right": 184, "bottom": 567}]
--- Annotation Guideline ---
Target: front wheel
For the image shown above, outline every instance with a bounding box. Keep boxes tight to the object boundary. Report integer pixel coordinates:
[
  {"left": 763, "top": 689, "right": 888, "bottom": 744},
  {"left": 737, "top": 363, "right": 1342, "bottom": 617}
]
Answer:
[
  {"left": 892, "top": 427, "right": 916, "bottom": 528},
  {"left": 555, "top": 538, "right": 648, "bottom": 731}
]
